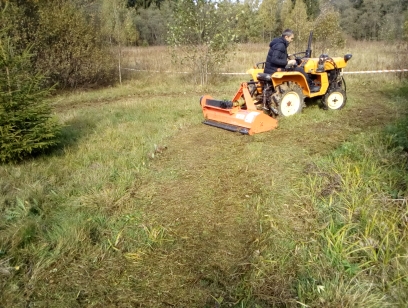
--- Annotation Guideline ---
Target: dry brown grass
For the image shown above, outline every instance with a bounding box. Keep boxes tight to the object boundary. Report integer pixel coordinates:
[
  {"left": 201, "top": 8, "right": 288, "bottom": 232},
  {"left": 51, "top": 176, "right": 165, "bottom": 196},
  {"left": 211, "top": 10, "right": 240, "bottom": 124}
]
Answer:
[{"left": 121, "top": 40, "right": 408, "bottom": 77}]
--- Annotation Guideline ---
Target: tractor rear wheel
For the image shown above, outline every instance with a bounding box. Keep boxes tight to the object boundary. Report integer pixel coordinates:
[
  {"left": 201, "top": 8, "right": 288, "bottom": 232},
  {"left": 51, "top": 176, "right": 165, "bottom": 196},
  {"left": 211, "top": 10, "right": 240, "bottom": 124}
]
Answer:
[
  {"left": 273, "top": 82, "right": 304, "bottom": 117},
  {"left": 324, "top": 88, "right": 346, "bottom": 110}
]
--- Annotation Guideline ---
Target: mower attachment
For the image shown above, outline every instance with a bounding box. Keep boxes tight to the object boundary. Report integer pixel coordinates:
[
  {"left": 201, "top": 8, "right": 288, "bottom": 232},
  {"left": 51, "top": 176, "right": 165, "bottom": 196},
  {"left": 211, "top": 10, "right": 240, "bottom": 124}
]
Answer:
[{"left": 200, "top": 83, "right": 278, "bottom": 135}]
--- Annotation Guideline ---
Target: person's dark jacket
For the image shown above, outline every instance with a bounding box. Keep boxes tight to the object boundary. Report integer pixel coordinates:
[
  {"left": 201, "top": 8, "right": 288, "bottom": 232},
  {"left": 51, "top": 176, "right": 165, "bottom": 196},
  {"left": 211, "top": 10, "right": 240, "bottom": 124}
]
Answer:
[{"left": 264, "top": 36, "right": 289, "bottom": 74}]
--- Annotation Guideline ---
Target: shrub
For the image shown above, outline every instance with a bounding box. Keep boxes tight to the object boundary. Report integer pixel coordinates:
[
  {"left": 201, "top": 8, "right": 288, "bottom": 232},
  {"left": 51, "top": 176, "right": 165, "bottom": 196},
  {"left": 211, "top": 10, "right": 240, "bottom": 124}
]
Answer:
[
  {"left": 0, "top": 0, "right": 116, "bottom": 89},
  {"left": 34, "top": 1, "right": 116, "bottom": 88},
  {"left": 166, "top": 0, "right": 237, "bottom": 85}
]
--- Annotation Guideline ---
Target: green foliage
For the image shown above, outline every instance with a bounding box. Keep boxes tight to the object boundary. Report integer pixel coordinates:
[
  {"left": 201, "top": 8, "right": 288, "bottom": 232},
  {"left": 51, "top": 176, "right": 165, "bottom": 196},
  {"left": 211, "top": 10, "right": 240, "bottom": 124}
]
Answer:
[
  {"left": 1, "top": 0, "right": 115, "bottom": 89},
  {"left": 303, "top": 0, "right": 320, "bottom": 19},
  {"left": 335, "top": 0, "right": 408, "bottom": 40},
  {"left": 0, "top": 33, "right": 61, "bottom": 163},
  {"left": 259, "top": 0, "right": 280, "bottom": 42},
  {"left": 101, "top": 0, "right": 140, "bottom": 46},
  {"left": 127, "top": 0, "right": 164, "bottom": 10},
  {"left": 312, "top": 4, "right": 345, "bottom": 55},
  {"left": 166, "top": 0, "right": 238, "bottom": 85},
  {"left": 34, "top": 0, "right": 116, "bottom": 88},
  {"left": 235, "top": 0, "right": 263, "bottom": 43},
  {"left": 0, "top": 0, "right": 40, "bottom": 53},
  {"left": 384, "top": 116, "right": 408, "bottom": 151},
  {"left": 100, "top": 0, "right": 142, "bottom": 83},
  {"left": 282, "top": 0, "right": 312, "bottom": 51},
  {"left": 134, "top": 2, "right": 172, "bottom": 46}
]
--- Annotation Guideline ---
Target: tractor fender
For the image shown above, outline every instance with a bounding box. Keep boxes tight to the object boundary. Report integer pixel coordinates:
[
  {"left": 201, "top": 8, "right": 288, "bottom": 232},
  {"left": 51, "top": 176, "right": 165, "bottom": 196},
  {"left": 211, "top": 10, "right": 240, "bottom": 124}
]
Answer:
[
  {"left": 271, "top": 71, "right": 310, "bottom": 96},
  {"left": 247, "top": 68, "right": 264, "bottom": 82}
]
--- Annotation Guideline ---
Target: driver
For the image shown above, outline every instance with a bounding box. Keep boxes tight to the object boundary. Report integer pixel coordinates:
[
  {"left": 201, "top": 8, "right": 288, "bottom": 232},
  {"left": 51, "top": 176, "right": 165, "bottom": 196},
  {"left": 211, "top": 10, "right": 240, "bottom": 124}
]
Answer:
[{"left": 264, "top": 29, "right": 320, "bottom": 93}]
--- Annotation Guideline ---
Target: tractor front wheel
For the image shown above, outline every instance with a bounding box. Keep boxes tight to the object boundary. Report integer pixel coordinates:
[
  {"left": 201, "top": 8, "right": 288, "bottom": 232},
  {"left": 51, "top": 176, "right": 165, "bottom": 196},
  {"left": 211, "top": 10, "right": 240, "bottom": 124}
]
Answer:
[
  {"left": 273, "top": 82, "right": 304, "bottom": 117},
  {"left": 324, "top": 89, "right": 346, "bottom": 110}
]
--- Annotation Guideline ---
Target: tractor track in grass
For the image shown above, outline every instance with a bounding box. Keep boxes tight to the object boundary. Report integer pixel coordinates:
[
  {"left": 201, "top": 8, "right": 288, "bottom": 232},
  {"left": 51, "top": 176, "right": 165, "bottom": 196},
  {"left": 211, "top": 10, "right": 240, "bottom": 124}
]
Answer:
[
  {"left": 123, "top": 88, "right": 404, "bottom": 307},
  {"left": 130, "top": 126, "right": 261, "bottom": 306}
]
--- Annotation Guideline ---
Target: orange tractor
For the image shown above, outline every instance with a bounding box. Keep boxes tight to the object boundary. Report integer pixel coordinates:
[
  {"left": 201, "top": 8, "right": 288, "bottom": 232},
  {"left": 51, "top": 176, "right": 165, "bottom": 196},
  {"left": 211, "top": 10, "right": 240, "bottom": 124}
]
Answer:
[{"left": 200, "top": 31, "right": 352, "bottom": 135}]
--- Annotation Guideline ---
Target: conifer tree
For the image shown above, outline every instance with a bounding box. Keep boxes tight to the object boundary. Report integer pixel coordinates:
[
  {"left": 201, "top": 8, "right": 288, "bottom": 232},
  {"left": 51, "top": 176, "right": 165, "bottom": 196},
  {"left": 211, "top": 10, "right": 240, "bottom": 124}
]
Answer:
[{"left": 0, "top": 32, "right": 61, "bottom": 163}]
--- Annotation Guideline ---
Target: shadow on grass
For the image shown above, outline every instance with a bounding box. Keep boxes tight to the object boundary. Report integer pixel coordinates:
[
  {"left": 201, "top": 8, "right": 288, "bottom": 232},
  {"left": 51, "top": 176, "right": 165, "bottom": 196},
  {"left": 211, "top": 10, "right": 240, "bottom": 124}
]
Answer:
[
  {"left": 304, "top": 96, "right": 324, "bottom": 109},
  {"left": 61, "top": 117, "right": 96, "bottom": 146},
  {"left": 1, "top": 116, "right": 98, "bottom": 164},
  {"left": 6, "top": 116, "right": 97, "bottom": 164},
  {"left": 48, "top": 116, "right": 98, "bottom": 157},
  {"left": 383, "top": 82, "right": 408, "bottom": 112}
]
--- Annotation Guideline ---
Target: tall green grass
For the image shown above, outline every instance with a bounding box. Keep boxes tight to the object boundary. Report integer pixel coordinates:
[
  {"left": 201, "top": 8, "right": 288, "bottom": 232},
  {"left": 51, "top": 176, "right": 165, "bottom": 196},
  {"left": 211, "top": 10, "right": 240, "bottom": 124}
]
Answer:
[
  {"left": 241, "top": 115, "right": 408, "bottom": 307},
  {"left": 294, "top": 118, "right": 408, "bottom": 307},
  {"left": 0, "top": 82, "right": 203, "bottom": 305}
]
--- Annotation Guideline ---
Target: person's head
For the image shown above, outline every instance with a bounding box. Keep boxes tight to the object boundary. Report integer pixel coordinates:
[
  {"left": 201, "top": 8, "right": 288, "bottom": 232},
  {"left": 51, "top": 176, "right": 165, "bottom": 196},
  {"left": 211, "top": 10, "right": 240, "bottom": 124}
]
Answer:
[{"left": 282, "top": 29, "right": 294, "bottom": 44}]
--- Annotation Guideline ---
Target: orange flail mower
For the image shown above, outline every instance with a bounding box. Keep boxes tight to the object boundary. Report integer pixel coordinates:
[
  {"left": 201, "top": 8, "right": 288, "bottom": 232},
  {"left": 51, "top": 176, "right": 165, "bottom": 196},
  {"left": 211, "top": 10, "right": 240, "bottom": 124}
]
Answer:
[{"left": 200, "top": 82, "right": 278, "bottom": 135}]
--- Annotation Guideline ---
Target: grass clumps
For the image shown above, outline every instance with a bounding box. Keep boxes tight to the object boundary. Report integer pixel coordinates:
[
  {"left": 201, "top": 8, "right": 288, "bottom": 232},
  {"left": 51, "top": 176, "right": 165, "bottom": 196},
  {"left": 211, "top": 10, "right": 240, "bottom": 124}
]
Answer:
[{"left": 296, "top": 119, "right": 408, "bottom": 307}]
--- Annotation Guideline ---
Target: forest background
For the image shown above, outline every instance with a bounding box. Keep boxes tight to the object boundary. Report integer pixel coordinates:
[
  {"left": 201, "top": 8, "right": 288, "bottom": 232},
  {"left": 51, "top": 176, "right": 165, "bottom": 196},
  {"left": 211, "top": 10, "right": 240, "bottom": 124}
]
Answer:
[{"left": 1, "top": 0, "right": 408, "bottom": 90}]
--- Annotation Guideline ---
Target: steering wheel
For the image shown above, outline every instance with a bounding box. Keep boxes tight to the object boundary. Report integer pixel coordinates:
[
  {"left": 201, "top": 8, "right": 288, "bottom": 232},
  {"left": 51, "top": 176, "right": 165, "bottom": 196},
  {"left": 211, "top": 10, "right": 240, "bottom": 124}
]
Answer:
[
  {"left": 288, "top": 51, "right": 308, "bottom": 68},
  {"left": 292, "top": 51, "right": 307, "bottom": 58},
  {"left": 255, "top": 62, "right": 266, "bottom": 69}
]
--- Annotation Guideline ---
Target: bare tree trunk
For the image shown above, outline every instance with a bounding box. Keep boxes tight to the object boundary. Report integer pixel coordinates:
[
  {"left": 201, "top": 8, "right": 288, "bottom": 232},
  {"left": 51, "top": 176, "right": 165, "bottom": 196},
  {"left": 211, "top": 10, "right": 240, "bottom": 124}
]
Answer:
[{"left": 118, "top": 44, "right": 122, "bottom": 85}]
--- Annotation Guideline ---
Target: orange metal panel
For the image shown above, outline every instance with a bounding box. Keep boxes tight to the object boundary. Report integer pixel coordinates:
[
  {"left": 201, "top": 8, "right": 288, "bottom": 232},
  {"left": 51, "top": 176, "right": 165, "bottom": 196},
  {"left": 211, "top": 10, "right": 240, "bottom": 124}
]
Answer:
[{"left": 200, "top": 95, "right": 278, "bottom": 135}]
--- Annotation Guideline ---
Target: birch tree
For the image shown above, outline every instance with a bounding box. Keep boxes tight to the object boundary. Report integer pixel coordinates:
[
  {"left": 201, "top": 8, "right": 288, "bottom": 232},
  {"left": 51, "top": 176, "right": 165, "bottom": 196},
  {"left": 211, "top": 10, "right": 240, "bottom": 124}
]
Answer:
[
  {"left": 166, "top": 0, "right": 237, "bottom": 85},
  {"left": 101, "top": 0, "right": 139, "bottom": 84}
]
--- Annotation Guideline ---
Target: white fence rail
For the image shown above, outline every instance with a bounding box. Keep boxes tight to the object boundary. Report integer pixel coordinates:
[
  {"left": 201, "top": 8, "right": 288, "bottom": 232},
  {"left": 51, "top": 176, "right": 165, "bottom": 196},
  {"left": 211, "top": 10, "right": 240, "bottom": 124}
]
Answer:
[{"left": 124, "top": 68, "right": 408, "bottom": 75}]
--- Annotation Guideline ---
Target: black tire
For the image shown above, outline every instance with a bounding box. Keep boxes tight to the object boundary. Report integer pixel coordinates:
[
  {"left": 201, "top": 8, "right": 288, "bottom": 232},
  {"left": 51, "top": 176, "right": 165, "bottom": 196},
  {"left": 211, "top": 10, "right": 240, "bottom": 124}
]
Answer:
[{"left": 248, "top": 81, "right": 257, "bottom": 97}]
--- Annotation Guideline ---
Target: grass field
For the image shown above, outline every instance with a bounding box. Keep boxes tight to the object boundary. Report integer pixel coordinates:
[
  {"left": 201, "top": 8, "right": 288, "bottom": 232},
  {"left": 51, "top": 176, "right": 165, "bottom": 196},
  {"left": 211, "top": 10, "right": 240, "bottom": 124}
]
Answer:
[{"left": 1, "top": 41, "right": 408, "bottom": 307}]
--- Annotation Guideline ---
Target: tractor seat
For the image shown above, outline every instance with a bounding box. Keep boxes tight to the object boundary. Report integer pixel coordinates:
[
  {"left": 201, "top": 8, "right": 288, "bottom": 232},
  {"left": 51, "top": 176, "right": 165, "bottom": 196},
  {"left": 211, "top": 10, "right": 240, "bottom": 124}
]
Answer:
[{"left": 256, "top": 73, "right": 271, "bottom": 82}]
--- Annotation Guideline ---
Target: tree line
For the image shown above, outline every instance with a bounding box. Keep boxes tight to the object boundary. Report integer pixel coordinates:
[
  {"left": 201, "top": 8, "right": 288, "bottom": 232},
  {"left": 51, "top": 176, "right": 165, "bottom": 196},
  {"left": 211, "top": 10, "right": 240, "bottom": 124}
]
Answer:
[{"left": 1, "top": 0, "right": 407, "bottom": 89}]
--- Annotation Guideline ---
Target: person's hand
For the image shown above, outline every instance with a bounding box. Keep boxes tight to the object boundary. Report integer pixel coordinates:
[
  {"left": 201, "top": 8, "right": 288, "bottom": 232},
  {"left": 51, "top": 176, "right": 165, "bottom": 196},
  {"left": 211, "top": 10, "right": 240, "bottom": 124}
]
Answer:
[{"left": 287, "top": 59, "right": 297, "bottom": 66}]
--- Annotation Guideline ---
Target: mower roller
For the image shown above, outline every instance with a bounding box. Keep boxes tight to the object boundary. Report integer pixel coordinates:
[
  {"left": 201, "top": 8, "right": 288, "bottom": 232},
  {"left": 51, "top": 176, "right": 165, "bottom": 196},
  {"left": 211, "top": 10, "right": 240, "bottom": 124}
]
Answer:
[{"left": 200, "top": 31, "right": 352, "bottom": 135}]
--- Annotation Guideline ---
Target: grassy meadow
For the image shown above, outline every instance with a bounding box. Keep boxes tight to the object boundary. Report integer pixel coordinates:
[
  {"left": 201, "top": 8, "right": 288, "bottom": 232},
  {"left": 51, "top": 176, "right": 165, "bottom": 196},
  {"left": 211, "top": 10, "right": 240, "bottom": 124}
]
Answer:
[{"left": 1, "top": 41, "right": 408, "bottom": 307}]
